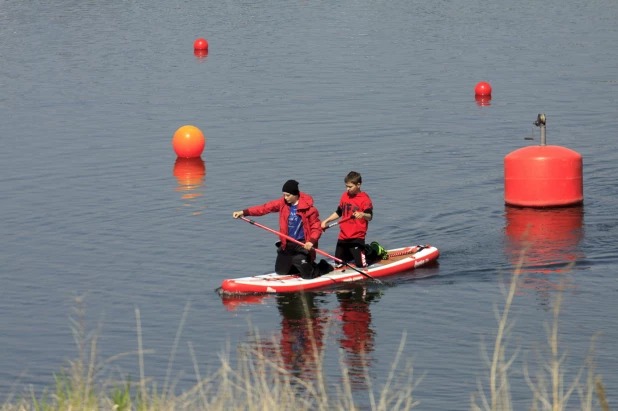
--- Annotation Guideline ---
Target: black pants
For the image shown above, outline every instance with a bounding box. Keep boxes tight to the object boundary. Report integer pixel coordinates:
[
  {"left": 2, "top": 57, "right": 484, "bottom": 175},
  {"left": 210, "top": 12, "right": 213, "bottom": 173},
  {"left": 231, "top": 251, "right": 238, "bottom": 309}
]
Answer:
[
  {"left": 335, "top": 238, "right": 367, "bottom": 268},
  {"left": 275, "top": 242, "right": 316, "bottom": 279}
]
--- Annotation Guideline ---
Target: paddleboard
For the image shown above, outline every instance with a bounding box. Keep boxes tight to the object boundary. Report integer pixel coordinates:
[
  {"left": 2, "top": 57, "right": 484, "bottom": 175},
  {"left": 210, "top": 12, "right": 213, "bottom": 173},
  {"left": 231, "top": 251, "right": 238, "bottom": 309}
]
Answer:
[{"left": 219, "top": 245, "right": 439, "bottom": 294}]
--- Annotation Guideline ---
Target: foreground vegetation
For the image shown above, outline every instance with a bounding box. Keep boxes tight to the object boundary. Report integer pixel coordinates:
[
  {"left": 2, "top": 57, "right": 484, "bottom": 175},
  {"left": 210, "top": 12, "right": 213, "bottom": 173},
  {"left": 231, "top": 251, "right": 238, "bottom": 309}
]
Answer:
[
  {"left": 470, "top": 250, "right": 611, "bottom": 411},
  {"left": 2, "top": 297, "right": 419, "bottom": 411},
  {"left": 1, "top": 255, "right": 612, "bottom": 410}
]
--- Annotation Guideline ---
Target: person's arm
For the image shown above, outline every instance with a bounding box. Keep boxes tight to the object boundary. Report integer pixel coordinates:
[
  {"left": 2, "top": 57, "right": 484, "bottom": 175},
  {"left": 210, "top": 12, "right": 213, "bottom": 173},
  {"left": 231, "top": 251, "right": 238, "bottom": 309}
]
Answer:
[
  {"left": 320, "top": 211, "right": 341, "bottom": 228},
  {"left": 305, "top": 206, "right": 323, "bottom": 250},
  {"left": 352, "top": 208, "right": 373, "bottom": 221},
  {"left": 233, "top": 199, "right": 281, "bottom": 219}
]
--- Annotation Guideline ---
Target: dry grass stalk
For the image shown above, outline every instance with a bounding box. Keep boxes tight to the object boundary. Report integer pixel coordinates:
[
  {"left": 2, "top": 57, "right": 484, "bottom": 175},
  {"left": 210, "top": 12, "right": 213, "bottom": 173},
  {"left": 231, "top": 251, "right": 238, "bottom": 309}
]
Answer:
[
  {"left": 471, "top": 247, "right": 527, "bottom": 411},
  {"left": 523, "top": 263, "right": 593, "bottom": 411},
  {"left": 594, "top": 376, "right": 610, "bottom": 411},
  {"left": 1, "top": 293, "right": 420, "bottom": 410}
]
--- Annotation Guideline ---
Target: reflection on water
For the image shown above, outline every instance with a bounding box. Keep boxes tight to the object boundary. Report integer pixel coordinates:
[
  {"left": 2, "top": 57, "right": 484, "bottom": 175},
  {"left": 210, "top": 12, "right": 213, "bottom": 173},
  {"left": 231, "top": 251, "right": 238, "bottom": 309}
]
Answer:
[
  {"left": 193, "top": 49, "right": 209, "bottom": 62},
  {"left": 334, "top": 286, "right": 383, "bottom": 390},
  {"left": 221, "top": 293, "right": 273, "bottom": 312},
  {"left": 225, "top": 286, "right": 382, "bottom": 390},
  {"left": 503, "top": 206, "right": 585, "bottom": 305},
  {"left": 173, "top": 157, "right": 206, "bottom": 215},
  {"left": 474, "top": 95, "right": 492, "bottom": 107},
  {"left": 274, "top": 293, "right": 328, "bottom": 380}
]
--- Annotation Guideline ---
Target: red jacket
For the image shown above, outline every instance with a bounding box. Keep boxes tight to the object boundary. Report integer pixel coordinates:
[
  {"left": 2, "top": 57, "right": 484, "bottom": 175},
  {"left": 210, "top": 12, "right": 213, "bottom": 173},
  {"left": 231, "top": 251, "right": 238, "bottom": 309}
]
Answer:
[
  {"left": 337, "top": 191, "right": 373, "bottom": 240},
  {"left": 243, "top": 192, "right": 322, "bottom": 261}
]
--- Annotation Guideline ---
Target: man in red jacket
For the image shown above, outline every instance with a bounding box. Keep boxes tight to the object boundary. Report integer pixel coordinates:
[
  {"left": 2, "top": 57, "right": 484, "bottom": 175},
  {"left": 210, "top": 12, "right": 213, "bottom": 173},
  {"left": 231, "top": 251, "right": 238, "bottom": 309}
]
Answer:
[{"left": 232, "top": 180, "right": 323, "bottom": 279}]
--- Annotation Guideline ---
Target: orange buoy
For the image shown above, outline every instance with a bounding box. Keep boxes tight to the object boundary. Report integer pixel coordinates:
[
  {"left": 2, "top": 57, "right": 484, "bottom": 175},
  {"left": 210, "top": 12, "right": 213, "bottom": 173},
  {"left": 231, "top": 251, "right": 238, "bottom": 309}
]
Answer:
[
  {"left": 172, "top": 125, "right": 205, "bottom": 158},
  {"left": 194, "top": 38, "right": 209, "bottom": 50},
  {"left": 504, "top": 114, "right": 583, "bottom": 207},
  {"left": 475, "top": 81, "right": 492, "bottom": 96}
]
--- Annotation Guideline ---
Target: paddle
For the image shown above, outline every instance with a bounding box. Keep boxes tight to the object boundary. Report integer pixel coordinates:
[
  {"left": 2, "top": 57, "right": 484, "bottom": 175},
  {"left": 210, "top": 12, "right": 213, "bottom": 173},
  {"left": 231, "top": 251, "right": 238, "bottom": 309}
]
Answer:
[
  {"left": 239, "top": 217, "right": 384, "bottom": 284},
  {"left": 322, "top": 215, "right": 354, "bottom": 231}
]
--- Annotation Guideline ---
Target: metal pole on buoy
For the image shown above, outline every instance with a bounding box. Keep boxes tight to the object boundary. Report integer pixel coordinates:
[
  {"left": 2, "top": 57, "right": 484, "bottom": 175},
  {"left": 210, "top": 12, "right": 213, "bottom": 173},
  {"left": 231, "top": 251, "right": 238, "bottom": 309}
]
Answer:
[
  {"left": 504, "top": 114, "right": 583, "bottom": 208},
  {"left": 534, "top": 114, "right": 546, "bottom": 146}
]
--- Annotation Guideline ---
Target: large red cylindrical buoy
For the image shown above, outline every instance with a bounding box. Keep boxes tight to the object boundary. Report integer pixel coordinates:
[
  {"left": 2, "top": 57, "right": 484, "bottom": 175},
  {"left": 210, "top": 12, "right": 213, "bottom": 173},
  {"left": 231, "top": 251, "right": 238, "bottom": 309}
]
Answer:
[
  {"left": 505, "top": 146, "right": 583, "bottom": 207},
  {"left": 504, "top": 115, "right": 583, "bottom": 207}
]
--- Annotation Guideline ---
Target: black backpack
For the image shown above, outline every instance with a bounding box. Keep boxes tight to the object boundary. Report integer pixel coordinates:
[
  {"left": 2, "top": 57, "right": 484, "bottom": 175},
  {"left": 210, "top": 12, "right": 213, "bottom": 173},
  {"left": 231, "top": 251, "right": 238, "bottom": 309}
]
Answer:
[{"left": 365, "top": 241, "right": 389, "bottom": 261}]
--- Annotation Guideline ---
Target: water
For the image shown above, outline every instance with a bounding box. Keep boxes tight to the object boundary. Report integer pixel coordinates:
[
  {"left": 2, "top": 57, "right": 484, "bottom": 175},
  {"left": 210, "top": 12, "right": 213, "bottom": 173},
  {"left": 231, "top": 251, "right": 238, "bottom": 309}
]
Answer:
[{"left": 1, "top": 0, "right": 617, "bottom": 408}]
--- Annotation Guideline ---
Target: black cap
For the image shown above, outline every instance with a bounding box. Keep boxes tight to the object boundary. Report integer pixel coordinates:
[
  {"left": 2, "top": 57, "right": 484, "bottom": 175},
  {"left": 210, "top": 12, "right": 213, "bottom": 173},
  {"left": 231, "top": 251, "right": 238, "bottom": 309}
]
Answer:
[{"left": 282, "top": 180, "right": 299, "bottom": 195}]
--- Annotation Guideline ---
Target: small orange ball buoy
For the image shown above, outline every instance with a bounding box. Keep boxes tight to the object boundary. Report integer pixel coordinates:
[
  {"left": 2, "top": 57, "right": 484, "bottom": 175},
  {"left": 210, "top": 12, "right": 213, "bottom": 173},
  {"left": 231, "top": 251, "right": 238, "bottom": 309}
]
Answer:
[
  {"left": 194, "top": 38, "right": 209, "bottom": 50},
  {"left": 173, "top": 125, "right": 205, "bottom": 158},
  {"left": 475, "top": 81, "right": 492, "bottom": 96}
]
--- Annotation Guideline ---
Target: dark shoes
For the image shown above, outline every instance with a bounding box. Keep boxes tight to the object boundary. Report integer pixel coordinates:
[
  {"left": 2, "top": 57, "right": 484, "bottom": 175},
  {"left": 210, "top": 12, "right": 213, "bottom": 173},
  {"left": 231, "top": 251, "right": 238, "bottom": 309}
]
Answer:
[
  {"left": 300, "top": 260, "right": 335, "bottom": 279},
  {"left": 316, "top": 259, "right": 335, "bottom": 276}
]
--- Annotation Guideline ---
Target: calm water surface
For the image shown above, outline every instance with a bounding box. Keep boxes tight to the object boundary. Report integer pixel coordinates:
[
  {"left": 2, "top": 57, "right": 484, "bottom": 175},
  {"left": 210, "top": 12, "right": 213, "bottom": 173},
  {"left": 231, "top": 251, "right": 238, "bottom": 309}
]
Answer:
[{"left": 1, "top": 0, "right": 617, "bottom": 409}]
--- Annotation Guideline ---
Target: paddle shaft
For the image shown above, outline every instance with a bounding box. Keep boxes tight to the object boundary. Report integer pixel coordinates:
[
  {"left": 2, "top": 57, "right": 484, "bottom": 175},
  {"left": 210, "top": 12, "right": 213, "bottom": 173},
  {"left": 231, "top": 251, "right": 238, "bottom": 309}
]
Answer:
[
  {"left": 323, "top": 215, "right": 353, "bottom": 231},
  {"left": 239, "top": 217, "right": 383, "bottom": 284}
]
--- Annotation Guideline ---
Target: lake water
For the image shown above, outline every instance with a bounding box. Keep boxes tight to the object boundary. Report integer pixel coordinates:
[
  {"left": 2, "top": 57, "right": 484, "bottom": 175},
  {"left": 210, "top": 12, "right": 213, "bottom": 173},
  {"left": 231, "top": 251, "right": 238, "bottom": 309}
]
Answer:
[{"left": 1, "top": 0, "right": 617, "bottom": 408}]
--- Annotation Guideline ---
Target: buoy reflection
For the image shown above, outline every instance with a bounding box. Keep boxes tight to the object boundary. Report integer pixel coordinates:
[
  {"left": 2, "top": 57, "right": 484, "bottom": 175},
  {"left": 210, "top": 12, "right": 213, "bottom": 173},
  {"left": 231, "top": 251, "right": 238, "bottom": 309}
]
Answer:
[
  {"left": 173, "top": 157, "right": 206, "bottom": 215},
  {"left": 194, "top": 49, "right": 209, "bottom": 62},
  {"left": 504, "top": 205, "right": 584, "bottom": 303},
  {"left": 475, "top": 94, "right": 492, "bottom": 106}
]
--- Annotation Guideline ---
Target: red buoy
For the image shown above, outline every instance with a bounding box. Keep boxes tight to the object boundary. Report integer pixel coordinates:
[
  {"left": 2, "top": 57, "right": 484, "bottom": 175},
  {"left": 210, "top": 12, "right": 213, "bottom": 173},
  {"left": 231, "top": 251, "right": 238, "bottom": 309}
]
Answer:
[
  {"left": 504, "top": 115, "right": 583, "bottom": 207},
  {"left": 194, "top": 38, "right": 209, "bottom": 50},
  {"left": 475, "top": 81, "right": 492, "bottom": 96}
]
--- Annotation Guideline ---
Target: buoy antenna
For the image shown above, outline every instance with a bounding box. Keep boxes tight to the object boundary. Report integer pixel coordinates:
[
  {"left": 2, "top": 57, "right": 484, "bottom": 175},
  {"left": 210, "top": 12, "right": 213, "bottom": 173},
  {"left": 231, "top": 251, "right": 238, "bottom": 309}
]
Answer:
[{"left": 533, "top": 113, "right": 547, "bottom": 146}]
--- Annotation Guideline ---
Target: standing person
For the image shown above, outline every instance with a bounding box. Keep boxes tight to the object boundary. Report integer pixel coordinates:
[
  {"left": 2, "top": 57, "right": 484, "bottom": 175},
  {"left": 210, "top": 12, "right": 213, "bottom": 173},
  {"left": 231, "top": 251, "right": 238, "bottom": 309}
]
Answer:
[
  {"left": 232, "top": 180, "right": 323, "bottom": 279},
  {"left": 320, "top": 171, "right": 373, "bottom": 268}
]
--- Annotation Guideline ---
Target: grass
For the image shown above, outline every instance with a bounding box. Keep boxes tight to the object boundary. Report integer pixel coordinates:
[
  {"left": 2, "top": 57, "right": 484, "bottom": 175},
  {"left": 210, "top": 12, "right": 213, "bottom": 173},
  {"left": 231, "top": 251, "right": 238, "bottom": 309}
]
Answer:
[
  {"left": 1, "top": 255, "right": 612, "bottom": 411},
  {"left": 1, "top": 296, "right": 419, "bottom": 411},
  {"left": 470, "top": 246, "right": 611, "bottom": 411}
]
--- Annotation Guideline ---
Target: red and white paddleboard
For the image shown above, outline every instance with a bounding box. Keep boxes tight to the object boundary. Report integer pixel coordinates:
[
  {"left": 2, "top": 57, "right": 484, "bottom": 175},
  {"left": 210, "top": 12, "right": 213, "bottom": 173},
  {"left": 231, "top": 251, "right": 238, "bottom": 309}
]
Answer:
[{"left": 219, "top": 245, "right": 439, "bottom": 294}]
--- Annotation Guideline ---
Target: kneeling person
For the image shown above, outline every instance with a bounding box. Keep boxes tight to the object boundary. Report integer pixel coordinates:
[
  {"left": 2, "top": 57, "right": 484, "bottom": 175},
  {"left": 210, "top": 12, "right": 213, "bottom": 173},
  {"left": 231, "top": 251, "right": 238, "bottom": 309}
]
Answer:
[
  {"left": 321, "top": 171, "right": 373, "bottom": 268},
  {"left": 233, "top": 180, "right": 322, "bottom": 279}
]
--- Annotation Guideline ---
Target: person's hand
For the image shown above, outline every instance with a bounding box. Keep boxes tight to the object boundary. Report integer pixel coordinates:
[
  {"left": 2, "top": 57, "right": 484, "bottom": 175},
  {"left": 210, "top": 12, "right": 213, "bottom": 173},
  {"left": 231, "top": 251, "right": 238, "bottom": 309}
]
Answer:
[
  {"left": 320, "top": 221, "right": 327, "bottom": 229},
  {"left": 353, "top": 211, "right": 364, "bottom": 219},
  {"left": 232, "top": 211, "right": 244, "bottom": 219},
  {"left": 304, "top": 241, "right": 314, "bottom": 250}
]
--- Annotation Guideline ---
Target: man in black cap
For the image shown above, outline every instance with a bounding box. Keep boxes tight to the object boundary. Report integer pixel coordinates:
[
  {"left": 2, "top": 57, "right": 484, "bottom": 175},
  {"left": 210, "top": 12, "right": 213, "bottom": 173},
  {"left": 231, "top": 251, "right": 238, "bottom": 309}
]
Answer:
[{"left": 233, "top": 180, "right": 325, "bottom": 279}]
